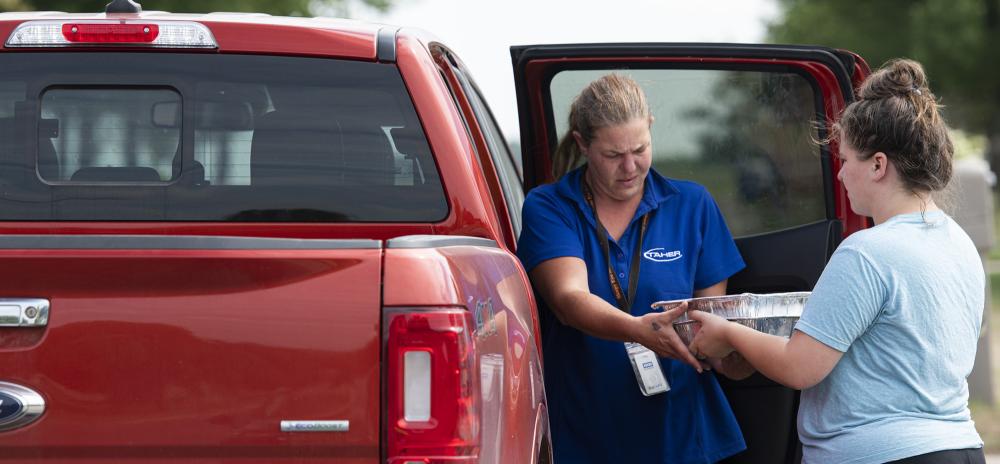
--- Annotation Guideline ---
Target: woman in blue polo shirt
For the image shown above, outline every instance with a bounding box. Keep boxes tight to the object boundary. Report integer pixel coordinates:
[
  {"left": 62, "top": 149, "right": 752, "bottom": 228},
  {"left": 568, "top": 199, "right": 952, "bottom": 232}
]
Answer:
[{"left": 517, "top": 73, "right": 751, "bottom": 463}]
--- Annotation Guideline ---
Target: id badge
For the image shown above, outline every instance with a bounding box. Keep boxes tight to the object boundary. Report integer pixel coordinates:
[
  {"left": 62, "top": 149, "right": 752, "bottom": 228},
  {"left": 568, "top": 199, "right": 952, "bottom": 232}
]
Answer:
[{"left": 625, "top": 342, "right": 669, "bottom": 396}]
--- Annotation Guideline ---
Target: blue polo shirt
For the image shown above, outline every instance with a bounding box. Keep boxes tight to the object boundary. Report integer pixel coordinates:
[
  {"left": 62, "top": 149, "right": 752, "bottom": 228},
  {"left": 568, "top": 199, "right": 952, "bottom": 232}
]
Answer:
[{"left": 518, "top": 167, "right": 746, "bottom": 464}]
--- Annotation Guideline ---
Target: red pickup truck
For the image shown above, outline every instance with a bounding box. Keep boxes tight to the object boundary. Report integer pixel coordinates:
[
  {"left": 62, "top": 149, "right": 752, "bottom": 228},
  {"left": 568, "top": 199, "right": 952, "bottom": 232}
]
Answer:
[{"left": 0, "top": 2, "right": 872, "bottom": 463}]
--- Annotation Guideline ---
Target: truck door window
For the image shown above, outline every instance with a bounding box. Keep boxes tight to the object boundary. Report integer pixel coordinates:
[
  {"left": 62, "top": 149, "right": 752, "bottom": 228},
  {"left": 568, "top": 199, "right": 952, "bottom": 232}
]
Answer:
[{"left": 550, "top": 68, "right": 825, "bottom": 237}]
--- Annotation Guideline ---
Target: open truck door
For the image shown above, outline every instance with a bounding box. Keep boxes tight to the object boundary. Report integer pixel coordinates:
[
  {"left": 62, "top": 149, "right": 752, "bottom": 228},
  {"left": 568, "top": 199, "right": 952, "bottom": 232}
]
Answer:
[{"left": 512, "top": 43, "right": 871, "bottom": 463}]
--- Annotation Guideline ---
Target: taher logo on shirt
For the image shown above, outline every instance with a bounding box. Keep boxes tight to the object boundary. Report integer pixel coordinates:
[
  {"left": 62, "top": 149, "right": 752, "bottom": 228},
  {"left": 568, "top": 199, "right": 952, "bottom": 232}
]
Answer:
[{"left": 643, "top": 247, "right": 683, "bottom": 263}]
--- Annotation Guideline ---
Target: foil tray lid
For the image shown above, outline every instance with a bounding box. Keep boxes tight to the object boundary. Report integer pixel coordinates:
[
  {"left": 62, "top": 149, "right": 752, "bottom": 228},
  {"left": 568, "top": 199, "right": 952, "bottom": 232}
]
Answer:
[{"left": 654, "top": 292, "right": 810, "bottom": 323}]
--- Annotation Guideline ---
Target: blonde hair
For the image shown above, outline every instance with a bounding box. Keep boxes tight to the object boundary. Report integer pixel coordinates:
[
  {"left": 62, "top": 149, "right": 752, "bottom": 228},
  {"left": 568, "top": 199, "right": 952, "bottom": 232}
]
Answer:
[{"left": 551, "top": 73, "right": 650, "bottom": 178}]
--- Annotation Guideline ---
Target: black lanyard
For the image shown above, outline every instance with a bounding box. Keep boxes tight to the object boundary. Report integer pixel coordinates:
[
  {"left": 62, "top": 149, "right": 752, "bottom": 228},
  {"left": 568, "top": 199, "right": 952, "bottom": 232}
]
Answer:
[{"left": 582, "top": 177, "right": 649, "bottom": 313}]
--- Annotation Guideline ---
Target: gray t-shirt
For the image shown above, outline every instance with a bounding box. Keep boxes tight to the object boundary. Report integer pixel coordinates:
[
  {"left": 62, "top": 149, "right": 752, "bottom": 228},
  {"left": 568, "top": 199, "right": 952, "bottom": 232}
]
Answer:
[{"left": 795, "top": 211, "right": 984, "bottom": 463}]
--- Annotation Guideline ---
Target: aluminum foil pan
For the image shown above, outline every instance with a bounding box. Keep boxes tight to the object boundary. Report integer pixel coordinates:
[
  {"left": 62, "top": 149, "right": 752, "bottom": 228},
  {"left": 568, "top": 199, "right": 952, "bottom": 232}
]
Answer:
[{"left": 652, "top": 292, "right": 810, "bottom": 345}]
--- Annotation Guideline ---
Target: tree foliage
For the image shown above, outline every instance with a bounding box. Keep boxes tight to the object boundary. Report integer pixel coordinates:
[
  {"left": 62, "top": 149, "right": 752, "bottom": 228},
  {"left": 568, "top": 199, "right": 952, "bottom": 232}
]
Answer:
[
  {"left": 0, "top": 0, "right": 393, "bottom": 16},
  {"left": 769, "top": 0, "right": 1000, "bottom": 166}
]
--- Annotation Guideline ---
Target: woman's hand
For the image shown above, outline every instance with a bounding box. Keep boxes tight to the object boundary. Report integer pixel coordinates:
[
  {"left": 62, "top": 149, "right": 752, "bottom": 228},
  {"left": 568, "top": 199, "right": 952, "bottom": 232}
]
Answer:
[
  {"left": 633, "top": 302, "right": 704, "bottom": 373},
  {"left": 687, "top": 310, "right": 736, "bottom": 360}
]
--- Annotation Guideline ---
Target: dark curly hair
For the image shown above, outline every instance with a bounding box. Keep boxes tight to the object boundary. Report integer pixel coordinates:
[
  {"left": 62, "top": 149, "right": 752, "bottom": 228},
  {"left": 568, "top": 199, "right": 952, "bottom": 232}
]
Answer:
[{"left": 835, "top": 58, "right": 953, "bottom": 194}]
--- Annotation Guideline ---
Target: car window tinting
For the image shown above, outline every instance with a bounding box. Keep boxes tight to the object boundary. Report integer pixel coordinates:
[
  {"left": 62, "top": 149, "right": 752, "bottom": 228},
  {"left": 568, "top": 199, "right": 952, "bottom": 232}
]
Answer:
[
  {"left": 0, "top": 53, "right": 447, "bottom": 222},
  {"left": 550, "top": 68, "right": 825, "bottom": 237}
]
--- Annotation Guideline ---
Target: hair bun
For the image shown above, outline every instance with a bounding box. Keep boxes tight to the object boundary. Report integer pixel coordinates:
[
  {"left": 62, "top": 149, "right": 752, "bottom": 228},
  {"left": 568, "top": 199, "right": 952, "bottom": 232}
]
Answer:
[
  {"left": 836, "top": 57, "right": 952, "bottom": 194},
  {"left": 858, "top": 58, "right": 930, "bottom": 101}
]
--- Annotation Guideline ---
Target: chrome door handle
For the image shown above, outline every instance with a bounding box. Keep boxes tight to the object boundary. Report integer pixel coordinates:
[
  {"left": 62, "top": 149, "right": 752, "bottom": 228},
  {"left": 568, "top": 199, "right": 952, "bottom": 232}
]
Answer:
[{"left": 0, "top": 299, "right": 49, "bottom": 327}]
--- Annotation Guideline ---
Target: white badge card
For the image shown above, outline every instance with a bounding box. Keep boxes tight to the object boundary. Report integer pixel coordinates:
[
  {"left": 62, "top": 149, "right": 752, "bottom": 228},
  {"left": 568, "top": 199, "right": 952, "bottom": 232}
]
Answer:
[{"left": 625, "top": 342, "right": 669, "bottom": 396}]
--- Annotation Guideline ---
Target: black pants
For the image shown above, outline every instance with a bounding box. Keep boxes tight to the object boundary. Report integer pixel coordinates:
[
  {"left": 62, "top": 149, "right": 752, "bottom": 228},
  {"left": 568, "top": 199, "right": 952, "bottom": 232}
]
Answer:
[{"left": 887, "top": 448, "right": 986, "bottom": 464}]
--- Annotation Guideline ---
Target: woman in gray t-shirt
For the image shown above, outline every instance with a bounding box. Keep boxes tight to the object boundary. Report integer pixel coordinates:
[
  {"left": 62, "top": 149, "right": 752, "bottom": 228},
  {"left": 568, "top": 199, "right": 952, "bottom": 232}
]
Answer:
[{"left": 688, "top": 58, "right": 985, "bottom": 464}]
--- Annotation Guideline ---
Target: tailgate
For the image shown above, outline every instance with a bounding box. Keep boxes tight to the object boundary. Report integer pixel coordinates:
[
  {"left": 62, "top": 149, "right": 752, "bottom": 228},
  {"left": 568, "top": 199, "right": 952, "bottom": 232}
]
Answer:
[{"left": 0, "top": 235, "right": 382, "bottom": 463}]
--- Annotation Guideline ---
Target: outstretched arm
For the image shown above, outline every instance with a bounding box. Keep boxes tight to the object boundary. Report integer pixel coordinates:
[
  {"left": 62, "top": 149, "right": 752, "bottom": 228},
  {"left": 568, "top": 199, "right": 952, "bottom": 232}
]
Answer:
[
  {"left": 688, "top": 310, "right": 842, "bottom": 389},
  {"left": 531, "top": 257, "right": 704, "bottom": 372}
]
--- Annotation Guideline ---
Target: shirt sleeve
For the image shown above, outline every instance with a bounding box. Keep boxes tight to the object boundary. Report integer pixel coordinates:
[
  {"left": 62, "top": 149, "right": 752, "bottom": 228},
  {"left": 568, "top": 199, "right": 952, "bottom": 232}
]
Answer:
[
  {"left": 516, "top": 189, "right": 584, "bottom": 273},
  {"left": 794, "top": 245, "right": 887, "bottom": 352},
  {"left": 693, "top": 188, "right": 746, "bottom": 289}
]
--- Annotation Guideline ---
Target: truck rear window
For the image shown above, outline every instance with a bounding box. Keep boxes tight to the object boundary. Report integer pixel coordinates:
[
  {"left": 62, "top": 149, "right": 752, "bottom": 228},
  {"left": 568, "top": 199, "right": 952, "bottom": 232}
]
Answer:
[{"left": 0, "top": 53, "right": 447, "bottom": 222}]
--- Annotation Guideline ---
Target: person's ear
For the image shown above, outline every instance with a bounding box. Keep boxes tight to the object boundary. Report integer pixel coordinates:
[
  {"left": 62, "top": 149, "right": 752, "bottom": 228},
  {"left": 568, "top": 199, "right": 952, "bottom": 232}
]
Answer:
[
  {"left": 871, "top": 152, "right": 888, "bottom": 180},
  {"left": 572, "top": 131, "right": 588, "bottom": 156}
]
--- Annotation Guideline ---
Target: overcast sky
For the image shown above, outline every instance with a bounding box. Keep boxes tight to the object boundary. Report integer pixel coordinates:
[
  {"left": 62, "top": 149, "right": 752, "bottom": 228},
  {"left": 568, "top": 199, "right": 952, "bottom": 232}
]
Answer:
[{"left": 347, "top": 0, "right": 780, "bottom": 142}]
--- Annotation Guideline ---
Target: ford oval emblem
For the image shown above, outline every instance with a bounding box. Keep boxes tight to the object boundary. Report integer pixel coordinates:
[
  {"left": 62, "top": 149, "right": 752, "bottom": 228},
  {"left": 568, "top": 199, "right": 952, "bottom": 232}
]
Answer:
[{"left": 0, "top": 382, "right": 45, "bottom": 431}]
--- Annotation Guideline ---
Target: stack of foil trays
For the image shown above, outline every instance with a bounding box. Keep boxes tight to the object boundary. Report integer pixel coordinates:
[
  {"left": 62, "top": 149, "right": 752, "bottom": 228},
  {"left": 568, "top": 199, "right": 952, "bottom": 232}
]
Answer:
[{"left": 653, "top": 292, "right": 811, "bottom": 345}]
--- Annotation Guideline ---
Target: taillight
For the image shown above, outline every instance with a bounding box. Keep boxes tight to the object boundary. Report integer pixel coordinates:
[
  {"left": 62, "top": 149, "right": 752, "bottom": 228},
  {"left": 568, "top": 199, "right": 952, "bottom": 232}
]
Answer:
[
  {"left": 6, "top": 20, "right": 217, "bottom": 48},
  {"left": 62, "top": 23, "right": 158, "bottom": 43},
  {"left": 383, "top": 308, "right": 480, "bottom": 464}
]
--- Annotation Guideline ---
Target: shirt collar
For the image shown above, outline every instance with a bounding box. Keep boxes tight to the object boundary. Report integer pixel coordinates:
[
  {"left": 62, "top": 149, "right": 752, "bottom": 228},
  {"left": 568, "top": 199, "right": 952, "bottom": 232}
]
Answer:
[{"left": 555, "top": 166, "right": 679, "bottom": 223}]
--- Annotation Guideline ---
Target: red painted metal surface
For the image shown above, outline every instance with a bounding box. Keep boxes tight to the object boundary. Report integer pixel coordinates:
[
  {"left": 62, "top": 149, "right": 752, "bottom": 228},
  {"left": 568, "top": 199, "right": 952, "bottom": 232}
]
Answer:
[
  {"left": 395, "top": 30, "right": 499, "bottom": 242},
  {"left": 0, "top": 248, "right": 382, "bottom": 462},
  {"left": 429, "top": 44, "right": 518, "bottom": 251}
]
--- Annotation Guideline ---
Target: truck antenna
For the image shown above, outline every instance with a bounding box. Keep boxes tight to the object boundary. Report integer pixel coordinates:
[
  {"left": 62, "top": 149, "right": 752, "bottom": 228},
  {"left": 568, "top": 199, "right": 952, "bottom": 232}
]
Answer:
[{"left": 105, "top": 0, "right": 142, "bottom": 14}]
